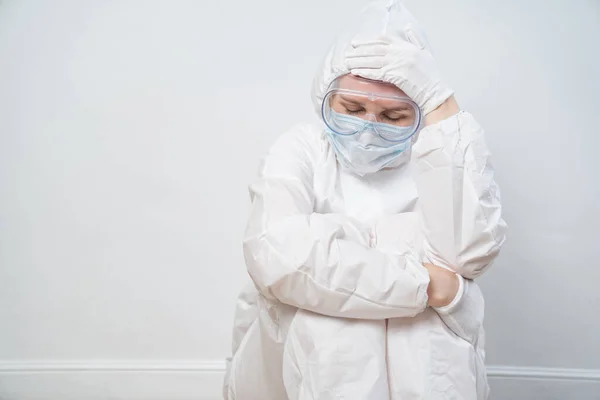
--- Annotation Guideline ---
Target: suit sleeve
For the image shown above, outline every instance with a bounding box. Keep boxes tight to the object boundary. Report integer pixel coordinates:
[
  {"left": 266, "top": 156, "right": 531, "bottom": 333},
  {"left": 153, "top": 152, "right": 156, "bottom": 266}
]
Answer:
[
  {"left": 243, "top": 126, "right": 430, "bottom": 319},
  {"left": 412, "top": 111, "right": 507, "bottom": 279}
]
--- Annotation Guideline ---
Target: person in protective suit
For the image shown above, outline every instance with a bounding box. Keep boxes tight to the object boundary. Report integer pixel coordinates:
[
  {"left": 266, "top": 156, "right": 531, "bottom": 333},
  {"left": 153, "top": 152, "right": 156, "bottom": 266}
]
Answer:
[{"left": 224, "top": 1, "right": 507, "bottom": 399}]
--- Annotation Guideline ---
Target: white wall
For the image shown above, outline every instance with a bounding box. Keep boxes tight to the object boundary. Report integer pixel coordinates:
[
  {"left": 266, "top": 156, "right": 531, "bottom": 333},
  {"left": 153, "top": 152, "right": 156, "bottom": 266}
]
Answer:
[{"left": 0, "top": 0, "right": 598, "bottom": 399}]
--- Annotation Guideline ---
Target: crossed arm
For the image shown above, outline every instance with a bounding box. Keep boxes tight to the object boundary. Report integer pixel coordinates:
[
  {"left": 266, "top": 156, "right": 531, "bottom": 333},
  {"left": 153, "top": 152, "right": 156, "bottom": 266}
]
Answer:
[{"left": 243, "top": 99, "right": 506, "bottom": 320}]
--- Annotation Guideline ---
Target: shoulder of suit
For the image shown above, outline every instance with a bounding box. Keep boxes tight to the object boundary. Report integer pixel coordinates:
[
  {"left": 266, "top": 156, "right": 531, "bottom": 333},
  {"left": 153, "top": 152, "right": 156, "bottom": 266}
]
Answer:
[{"left": 269, "top": 123, "right": 329, "bottom": 159}]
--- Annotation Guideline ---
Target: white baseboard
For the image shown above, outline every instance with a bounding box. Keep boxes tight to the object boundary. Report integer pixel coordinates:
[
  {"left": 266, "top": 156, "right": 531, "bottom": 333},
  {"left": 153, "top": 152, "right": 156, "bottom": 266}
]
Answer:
[
  {"left": 0, "top": 361, "right": 599, "bottom": 400},
  {"left": 486, "top": 366, "right": 600, "bottom": 400},
  {"left": 0, "top": 360, "right": 225, "bottom": 400}
]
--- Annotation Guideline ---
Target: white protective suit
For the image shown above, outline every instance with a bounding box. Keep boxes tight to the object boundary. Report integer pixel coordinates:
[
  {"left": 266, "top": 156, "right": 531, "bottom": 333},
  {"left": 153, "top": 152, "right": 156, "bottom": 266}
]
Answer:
[{"left": 224, "top": 1, "right": 507, "bottom": 399}]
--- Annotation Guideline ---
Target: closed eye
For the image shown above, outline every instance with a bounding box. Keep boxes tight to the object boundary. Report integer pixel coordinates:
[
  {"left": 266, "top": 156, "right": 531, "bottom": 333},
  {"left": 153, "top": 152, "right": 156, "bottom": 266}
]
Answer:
[
  {"left": 346, "top": 108, "right": 364, "bottom": 115},
  {"left": 345, "top": 107, "right": 364, "bottom": 115},
  {"left": 381, "top": 114, "right": 409, "bottom": 122}
]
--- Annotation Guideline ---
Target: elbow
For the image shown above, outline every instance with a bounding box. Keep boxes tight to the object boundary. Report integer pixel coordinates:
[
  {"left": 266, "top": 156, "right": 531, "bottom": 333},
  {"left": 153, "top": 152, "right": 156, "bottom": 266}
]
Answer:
[
  {"left": 242, "top": 233, "right": 294, "bottom": 302},
  {"left": 242, "top": 235, "right": 272, "bottom": 296},
  {"left": 457, "top": 217, "right": 507, "bottom": 278},
  {"left": 455, "top": 259, "right": 492, "bottom": 280},
  {"left": 455, "top": 235, "right": 506, "bottom": 279}
]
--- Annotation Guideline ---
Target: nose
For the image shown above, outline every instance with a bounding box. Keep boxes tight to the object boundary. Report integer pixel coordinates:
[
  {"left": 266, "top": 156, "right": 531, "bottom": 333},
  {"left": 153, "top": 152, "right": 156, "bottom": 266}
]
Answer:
[
  {"left": 356, "top": 123, "right": 379, "bottom": 146},
  {"left": 363, "top": 113, "right": 377, "bottom": 122}
]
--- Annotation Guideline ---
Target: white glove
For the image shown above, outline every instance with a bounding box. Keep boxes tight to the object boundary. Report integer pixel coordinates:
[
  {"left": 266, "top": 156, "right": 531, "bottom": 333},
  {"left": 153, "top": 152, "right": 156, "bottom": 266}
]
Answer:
[{"left": 345, "top": 36, "right": 454, "bottom": 115}]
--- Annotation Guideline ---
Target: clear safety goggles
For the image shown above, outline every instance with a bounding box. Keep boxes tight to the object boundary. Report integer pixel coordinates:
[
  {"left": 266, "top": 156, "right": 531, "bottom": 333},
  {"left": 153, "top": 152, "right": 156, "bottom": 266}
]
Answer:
[{"left": 321, "top": 83, "right": 422, "bottom": 143}]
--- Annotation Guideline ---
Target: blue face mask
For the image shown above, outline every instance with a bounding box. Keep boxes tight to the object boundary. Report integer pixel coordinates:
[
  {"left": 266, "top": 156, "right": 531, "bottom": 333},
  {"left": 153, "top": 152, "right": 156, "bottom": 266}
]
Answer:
[
  {"left": 329, "top": 111, "right": 417, "bottom": 143},
  {"left": 326, "top": 112, "right": 417, "bottom": 175}
]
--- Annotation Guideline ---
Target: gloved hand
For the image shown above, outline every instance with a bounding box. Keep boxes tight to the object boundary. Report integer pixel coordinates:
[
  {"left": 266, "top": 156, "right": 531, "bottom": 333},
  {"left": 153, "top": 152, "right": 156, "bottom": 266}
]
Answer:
[
  {"left": 345, "top": 36, "right": 454, "bottom": 115},
  {"left": 371, "top": 213, "right": 461, "bottom": 308},
  {"left": 424, "top": 263, "right": 462, "bottom": 308}
]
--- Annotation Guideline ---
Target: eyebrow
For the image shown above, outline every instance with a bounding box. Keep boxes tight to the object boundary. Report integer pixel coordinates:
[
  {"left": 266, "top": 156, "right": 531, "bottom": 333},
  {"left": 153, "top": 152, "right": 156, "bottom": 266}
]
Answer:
[
  {"left": 385, "top": 106, "right": 411, "bottom": 112},
  {"left": 339, "top": 95, "right": 363, "bottom": 105},
  {"left": 340, "top": 95, "right": 411, "bottom": 112}
]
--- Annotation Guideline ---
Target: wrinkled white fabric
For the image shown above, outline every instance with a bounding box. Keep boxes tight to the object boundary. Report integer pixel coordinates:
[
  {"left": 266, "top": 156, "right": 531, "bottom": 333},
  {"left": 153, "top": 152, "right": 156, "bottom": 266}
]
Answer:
[
  {"left": 224, "top": 1, "right": 506, "bottom": 399},
  {"left": 311, "top": 0, "right": 442, "bottom": 116},
  {"left": 345, "top": 36, "right": 454, "bottom": 115}
]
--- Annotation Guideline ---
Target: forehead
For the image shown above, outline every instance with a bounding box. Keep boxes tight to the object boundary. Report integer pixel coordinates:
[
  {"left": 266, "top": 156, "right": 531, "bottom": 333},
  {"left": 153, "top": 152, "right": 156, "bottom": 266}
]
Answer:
[{"left": 335, "top": 74, "right": 408, "bottom": 97}]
